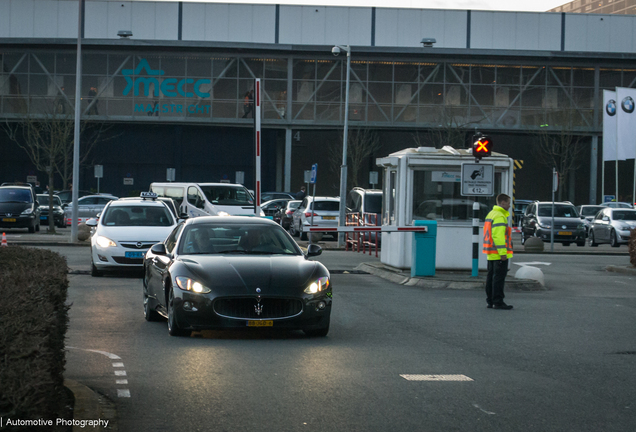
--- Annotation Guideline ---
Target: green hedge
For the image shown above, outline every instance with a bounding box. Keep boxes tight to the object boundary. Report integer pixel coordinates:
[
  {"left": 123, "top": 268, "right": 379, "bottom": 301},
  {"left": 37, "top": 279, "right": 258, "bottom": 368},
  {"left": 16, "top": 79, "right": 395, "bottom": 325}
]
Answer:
[{"left": 0, "top": 246, "right": 70, "bottom": 427}]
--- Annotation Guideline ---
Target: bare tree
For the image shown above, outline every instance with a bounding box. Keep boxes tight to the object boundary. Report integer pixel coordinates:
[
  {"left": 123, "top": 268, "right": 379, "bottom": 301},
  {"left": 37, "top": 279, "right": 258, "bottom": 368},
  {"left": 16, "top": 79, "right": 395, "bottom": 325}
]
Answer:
[
  {"left": 533, "top": 112, "right": 587, "bottom": 201},
  {"left": 328, "top": 128, "right": 382, "bottom": 192},
  {"left": 3, "top": 100, "right": 110, "bottom": 233}
]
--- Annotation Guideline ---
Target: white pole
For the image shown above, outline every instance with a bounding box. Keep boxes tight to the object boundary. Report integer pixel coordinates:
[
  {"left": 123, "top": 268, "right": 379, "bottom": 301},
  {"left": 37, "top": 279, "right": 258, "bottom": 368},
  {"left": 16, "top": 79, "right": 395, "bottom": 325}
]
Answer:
[
  {"left": 254, "top": 79, "right": 261, "bottom": 216},
  {"left": 70, "top": 0, "right": 83, "bottom": 242},
  {"left": 337, "top": 46, "right": 351, "bottom": 248}
]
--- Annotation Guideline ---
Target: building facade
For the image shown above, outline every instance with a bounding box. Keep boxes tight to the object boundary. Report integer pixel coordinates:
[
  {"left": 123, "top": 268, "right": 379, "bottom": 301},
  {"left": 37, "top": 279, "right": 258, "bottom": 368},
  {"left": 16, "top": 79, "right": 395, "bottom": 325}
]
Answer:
[
  {"left": 549, "top": 0, "right": 636, "bottom": 15},
  {"left": 2, "top": 1, "right": 636, "bottom": 204}
]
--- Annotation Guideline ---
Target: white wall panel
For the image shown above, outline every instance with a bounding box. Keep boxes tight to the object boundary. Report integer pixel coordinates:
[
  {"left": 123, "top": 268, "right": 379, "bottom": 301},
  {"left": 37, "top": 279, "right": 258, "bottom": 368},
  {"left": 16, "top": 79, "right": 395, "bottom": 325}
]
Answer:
[
  {"left": 155, "top": 2, "right": 178, "bottom": 40},
  {"left": 107, "top": 1, "right": 132, "bottom": 40},
  {"left": 228, "top": 4, "right": 253, "bottom": 43},
  {"left": 0, "top": 0, "right": 11, "bottom": 38},
  {"left": 279, "top": 6, "right": 303, "bottom": 44},
  {"left": 376, "top": 9, "right": 466, "bottom": 48},
  {"left": 205, "top": 4, "right": 230, "bottom": 42},
  {"left": 85, "top": 1, "right": 108, "bottom": 38},
  {"left": 302, "top": 6, "right": 327, "bottom": 44},
  {"left": 182, "top": 3, "right": 206, "bottom": 41},
  {"left": 34, "top": 0, "right": 58, "bottom": 38},
  {"left": 609, "top": 15, "right": 633, "bottom": 53},
  {"left": 10, "top": 0, "right": 34, "bottom": 38},
  {"left": 132, "top": 2, "right": 156, "bottom": 40},
  {"left": 473, "top": 12, "right": 560, "bottom": 51},
  {"left": 58, "top": 1, "right": 79, "bottom": 38},
  {"left": 538, "top": 13, "right": 562, "bottom": 51},
  {"left": 252, "top": 5, "right": 276, "bottom": 44}
]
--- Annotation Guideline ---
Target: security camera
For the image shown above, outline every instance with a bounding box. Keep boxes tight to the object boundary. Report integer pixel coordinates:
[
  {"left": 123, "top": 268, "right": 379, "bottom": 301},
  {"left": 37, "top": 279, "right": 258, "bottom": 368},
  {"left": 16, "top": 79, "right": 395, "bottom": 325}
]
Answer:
[{"left": 332, "top": 46, "right": 341, "bottom": 57}]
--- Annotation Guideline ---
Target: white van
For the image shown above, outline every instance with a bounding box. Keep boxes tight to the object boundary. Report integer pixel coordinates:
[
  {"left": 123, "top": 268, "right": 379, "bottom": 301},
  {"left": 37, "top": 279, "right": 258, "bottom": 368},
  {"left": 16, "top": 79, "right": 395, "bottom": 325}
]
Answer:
[{"left": 149, "top": 182, "right": 264, "bottom": 218}]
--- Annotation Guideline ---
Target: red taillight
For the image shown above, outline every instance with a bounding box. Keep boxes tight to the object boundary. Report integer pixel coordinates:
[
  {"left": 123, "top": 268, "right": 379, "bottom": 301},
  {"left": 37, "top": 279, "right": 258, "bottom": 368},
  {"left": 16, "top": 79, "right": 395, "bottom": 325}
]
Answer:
[
  {"left": 286, "top": 210, "right": 293, "bottom": 215},
  {"left": 305, "top": 212, "right": 317, "bottom": 218}
]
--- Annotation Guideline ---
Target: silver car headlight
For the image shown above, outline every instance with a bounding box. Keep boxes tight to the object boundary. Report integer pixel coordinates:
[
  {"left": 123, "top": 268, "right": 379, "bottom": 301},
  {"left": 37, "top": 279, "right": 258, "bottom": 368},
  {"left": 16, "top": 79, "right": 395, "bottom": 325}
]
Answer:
[
  {"left": 21, "top": 207, "right": 33, "bottom": 215},
  {"left": 304, "top": 276, "right": 330, "bottom": 294},
  {"left": 175, "top": 277, "right": 211, "bottom": 294},
  {"left": 615, "top": 223, "right": 630, "bottom": 230},
  {"left": 95, "top": 236, "right": 116, "bottom": 247}
]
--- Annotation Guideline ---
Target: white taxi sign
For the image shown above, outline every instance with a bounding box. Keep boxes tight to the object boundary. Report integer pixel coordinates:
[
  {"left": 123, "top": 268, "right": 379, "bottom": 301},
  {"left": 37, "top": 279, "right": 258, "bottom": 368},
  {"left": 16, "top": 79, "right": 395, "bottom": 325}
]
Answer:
[{"left": 141, "top": 192, "right": 158, "bottom": 200}]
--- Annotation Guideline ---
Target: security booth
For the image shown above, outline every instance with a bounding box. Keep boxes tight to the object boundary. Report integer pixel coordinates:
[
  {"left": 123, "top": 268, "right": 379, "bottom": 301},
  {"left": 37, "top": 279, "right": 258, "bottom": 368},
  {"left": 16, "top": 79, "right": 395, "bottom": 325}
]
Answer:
[{"left": 376, "top": 146, "right": 514, "bottom": 271}]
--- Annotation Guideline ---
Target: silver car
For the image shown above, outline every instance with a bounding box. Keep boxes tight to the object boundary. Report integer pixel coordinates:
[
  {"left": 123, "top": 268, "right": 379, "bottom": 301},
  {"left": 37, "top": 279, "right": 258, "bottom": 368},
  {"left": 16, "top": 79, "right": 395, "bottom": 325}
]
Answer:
[
  {"left": 290, "top": 196, "right": 339, "bottom": 241},
  {"left": 64, "top": 194, "right": 118, "bottom": 225},
  {"left": 588, "top": 208, "right": 636, "bottom": 247}
]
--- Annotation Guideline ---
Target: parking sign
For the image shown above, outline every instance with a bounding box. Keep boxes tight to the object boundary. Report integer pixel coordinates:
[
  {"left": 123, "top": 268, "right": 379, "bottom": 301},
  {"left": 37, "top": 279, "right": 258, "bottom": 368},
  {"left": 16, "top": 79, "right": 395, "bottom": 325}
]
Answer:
[{"left": 461, "top": 163, "right": 494, "bottom": 196}]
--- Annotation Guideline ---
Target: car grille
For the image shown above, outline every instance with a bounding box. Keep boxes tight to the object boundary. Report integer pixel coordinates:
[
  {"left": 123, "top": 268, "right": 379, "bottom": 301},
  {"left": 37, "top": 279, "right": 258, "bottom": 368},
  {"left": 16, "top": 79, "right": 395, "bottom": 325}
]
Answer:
[
  {"left": 112, "top": 257, "right": 144, "bottom": 265},
  {"left": 214, "top": 297, "right": 303, "bottom": 319},
  {"left": 120, "top": 242, "right": 158, "bottom": 249}
]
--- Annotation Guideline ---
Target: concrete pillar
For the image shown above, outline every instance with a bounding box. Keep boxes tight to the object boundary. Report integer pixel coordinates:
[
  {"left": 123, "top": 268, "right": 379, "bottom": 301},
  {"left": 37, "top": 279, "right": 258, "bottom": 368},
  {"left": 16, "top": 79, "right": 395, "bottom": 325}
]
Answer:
[{"left": 285, "top": 128, "right": 292, "bottom": 192}]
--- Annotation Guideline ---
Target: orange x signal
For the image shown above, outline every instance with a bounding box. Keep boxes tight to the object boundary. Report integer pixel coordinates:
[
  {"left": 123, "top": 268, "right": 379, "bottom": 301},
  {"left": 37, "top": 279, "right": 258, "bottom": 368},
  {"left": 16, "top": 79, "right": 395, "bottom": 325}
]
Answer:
[{"left": 475, "top": 140, "right": 489, "bottom": 152}]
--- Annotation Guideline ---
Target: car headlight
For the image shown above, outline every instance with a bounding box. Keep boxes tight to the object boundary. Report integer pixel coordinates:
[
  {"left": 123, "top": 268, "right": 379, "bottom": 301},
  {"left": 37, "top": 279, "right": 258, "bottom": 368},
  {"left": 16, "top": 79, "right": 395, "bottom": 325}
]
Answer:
[
  {"left": 538, "top": 222, "right": 550, "bottom": 229},
  {"left": 304, "top": 276, "right": 330, "bottom": 294},
  {"left": 615, "top": 223, "right": 629, "bottom": 230},
  {"left": 95, "top": 236, "right": 116, "bottom": 247},
  {"left": 175, "top": 276, "right": 211, "bottom": 294},
  {"left": 21, "top": 207, "right": 33, "bottom": 215}
]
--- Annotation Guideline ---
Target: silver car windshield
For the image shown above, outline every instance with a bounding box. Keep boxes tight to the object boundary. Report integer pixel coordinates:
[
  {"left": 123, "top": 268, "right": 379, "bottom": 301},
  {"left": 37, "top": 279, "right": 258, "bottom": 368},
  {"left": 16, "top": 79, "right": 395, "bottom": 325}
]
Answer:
[
  {"left": 179, "top": 224, "right": 301, "bottom": 255},
  {"left": 612, "top": 211, "right": 636, "bottom": 221},
  {"left": 102, "top": 206, "right": 174, "bottom": 227}
]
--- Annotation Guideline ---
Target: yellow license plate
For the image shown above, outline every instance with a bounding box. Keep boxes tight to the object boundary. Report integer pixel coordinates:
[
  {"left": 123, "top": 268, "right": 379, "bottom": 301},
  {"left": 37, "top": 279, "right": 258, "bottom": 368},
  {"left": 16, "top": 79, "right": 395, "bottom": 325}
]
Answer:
[
  {"left": 247, "top": 320, "right": 273, "bottom": 327},
  {"left": 2, "top": 218, "right": 16, "bottom": 222},
  {"left": 323, "top": 216, "right": 336, "bottom": 220},
  {"left": 558, "top": 231, "right": 572, "bottom": 236}
]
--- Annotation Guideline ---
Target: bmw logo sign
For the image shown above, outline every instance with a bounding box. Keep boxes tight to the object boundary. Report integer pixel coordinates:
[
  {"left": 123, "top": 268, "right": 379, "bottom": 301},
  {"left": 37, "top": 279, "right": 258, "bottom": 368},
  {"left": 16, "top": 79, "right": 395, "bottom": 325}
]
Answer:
[
  {"left": 606, "top": 99, "right": 617, "bottom": 116},
  {"left": 621, "top": 96, "right": 635, "bottom": 114}
]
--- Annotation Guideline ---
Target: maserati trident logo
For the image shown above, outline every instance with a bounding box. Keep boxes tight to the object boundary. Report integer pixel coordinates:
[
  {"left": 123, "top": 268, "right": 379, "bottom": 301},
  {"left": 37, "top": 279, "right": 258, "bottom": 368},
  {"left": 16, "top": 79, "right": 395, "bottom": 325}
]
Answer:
[{"left": 254, "top": 301, "right": 264, "bottom": 316}]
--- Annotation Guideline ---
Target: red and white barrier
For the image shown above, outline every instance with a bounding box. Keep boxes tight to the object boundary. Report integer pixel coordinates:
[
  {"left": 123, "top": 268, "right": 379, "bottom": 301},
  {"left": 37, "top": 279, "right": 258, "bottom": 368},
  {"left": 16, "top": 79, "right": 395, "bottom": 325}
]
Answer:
[{"left": 307, "top": 226, "right": 428, "bottom": 233}]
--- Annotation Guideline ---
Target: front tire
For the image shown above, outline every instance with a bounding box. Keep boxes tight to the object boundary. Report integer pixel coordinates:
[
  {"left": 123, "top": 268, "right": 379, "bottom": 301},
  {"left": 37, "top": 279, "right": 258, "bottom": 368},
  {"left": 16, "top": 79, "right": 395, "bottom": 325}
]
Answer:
[
  {"left": 589, "top": 230, "right": 598, "bottom": 247},
  {"left": 610, "top": 230, "right": 620, "bottom": 248},
  {"left": 289, "top": 221, "right": 299, "bottom": 237},
  {"left": 521, "top": 230, "right": 526, "bottom": 245},
  {"left": 576, "top": 239, "right": 586, "bottom": 247},
  {"left": 28, "top": 223, "right": 35, "bottom": 233},
  {"left": 91, "top": 260, "right": 103, "bottom": 277},
  {"left": 168, "top": 288, "right": 191, "bottom": 337}
]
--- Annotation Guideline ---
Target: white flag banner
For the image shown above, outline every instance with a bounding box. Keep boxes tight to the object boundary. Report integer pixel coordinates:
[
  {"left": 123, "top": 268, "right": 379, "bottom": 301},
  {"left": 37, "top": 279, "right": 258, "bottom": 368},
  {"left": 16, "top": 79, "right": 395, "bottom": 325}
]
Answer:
[
  {"left": 615, "top": 87, "right": 636, "bottom": 160},
  {"left": 603, "top": 90, "right": 617, "bottom": 162}
]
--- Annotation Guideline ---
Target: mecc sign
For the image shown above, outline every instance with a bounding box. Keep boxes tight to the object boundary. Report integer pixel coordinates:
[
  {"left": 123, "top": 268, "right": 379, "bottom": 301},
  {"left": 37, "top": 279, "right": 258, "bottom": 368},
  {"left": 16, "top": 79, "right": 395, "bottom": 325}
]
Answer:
[{"left": 123, "top": 59, "right": 212, "bottom": 114}]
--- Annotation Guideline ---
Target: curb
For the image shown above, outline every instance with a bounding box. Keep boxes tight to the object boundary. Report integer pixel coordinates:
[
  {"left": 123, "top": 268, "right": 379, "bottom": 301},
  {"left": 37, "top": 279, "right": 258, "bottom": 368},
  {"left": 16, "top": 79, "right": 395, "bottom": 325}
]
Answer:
[
  {"left": 605, "top": 265, "right": 636, "bottom": 275},
  {"left": 64, "top": 380, "right": 117, "bottom": 432},
  {"left": 7, "top": 242, "right": 90, "bottom": 247},
  {"left": 356, "top": 262, "right": 545, "bottom": 291}
]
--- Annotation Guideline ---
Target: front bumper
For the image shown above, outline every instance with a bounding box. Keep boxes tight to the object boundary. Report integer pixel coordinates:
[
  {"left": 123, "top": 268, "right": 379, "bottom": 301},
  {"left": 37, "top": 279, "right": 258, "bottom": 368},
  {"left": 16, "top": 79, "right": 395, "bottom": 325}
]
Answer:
[
  {"left": 616, "top": 228, "right": 635, "bottom": 244},
  {"left": 171, "top": 290, "right": 332, "bottom": 332},
  {"left": 0, "top": 214, "right": 36, "bottom": 229},
  {"left": 40, "top": 212, "right": 65, "bottom": 226},
  {"left": 535, "top": 228, "right": 585, "bottom": 243},
  {"left": 92, "top": 244, "right": 148, "bottom": 269}
]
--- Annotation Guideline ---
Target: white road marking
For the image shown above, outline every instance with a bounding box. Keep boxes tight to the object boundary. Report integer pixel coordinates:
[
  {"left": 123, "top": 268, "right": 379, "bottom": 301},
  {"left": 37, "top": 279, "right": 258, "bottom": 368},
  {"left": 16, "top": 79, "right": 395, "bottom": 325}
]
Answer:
[
  {"left": 112, "top": 362, "right": 124, "bottom": 368},
  {"left": 115, "top": 379, "right": 128, "bottom": 385},
  {"left": 67, "top": 347, "right": 121, "bottom": 359},
  {"left": 114, "top": 370, "right": 127, "bottom": 376},
  {"left": 67, "top": 347, "right": 131, "bottom": 398},
  {"left": 117, "top": 389, "right": 131, "bottom": 398},
  {"left": 473, "top": 404, "right": 496, "bottom": 415},
  {"left": 400, "top": 374, "right": 474, "bottom": 381},
  {"left": 513, "top": 262, "right": 552, "bottom": 267},
  {"left": 614, "top": 281, "right": 628, "bottom": 285}
]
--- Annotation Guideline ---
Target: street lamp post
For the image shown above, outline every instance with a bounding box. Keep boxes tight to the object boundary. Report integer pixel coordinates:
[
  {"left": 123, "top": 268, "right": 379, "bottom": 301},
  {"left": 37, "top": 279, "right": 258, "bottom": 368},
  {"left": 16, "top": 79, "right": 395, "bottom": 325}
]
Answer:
[
  {"left": 70, "top": 0, "right": 83, "bottom": 242},
  {"left": 333, "top": 45, "right": 351, "bottom": 248}
]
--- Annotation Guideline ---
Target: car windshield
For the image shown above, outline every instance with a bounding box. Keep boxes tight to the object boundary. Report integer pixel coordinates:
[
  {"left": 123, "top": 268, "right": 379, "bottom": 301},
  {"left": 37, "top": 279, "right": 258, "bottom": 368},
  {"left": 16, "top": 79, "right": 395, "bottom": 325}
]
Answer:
[
  {"left": 538, "top": 205, "right": 578, "bottom": 218},
  {"left": 364, "top": 194, "right": 382, "bottom": 214},
  {"left": 311, "top": 201, "right": 339, "bottom": 211},
  {"left": 37, "top": 195, "right": 62, "bottom": 206},
  {"left": 200, "top": 186, "right": 253, "bottom": 206},
  {"left": 580, "top": 206, "right": 604, "bottom": 216},
  {"left": 0, "top": 189, "right": 32, "bottom": 203},
  {"left": 179, "top": 224, "right": 300, "bottom": 255},
  {"left": 612, "top": 211, "right": 636, "bottom": 221},
  {"left": 288, "top": 201, "right": 301, "bottom": 210},
  {"left": 102, "top": 206, "right": 174, "bottom": 227}
]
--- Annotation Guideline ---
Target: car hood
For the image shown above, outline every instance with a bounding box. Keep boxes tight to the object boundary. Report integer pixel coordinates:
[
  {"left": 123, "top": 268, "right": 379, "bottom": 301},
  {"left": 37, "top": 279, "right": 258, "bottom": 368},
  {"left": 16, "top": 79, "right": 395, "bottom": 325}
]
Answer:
[
  {"left": 0, "top": 202, "right": 32, "bottom": 214},
  {"left": 537, "top": 216, "right": 582, "bottom": 228},
  {"left": 97, "top": 226, "right": 175, "bottom": 242},
  {"left": 177, "top": 255, "right": 321, "bottom": 296}
]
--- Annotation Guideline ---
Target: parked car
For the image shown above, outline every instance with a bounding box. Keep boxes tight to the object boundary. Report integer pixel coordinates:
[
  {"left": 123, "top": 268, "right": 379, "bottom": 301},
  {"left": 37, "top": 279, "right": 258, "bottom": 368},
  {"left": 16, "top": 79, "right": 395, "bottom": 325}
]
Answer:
[
  {"left": 261, "top": 192, "right": 295, "bottom": 202},
  {"left": 290, "top": 196, "right": 340, "bottom": 241},
  {"left": 55, "top": 189, "right": 92, "bottom": 205},
  {"left": 588, "top": 208, "right": 636, "bottom": 247},
  {"left": 576, "top": 205, "right": 605, "bottom": 236},
  {"left": 64, "top": 194, "right": 118, "bottom": 225},
  {"left": 142, "top": 216, "right": 331, "bottom": 337},
  {"left": 513, "top": 199, "right": 533, "bottom": 226},
  {"left": 277, "top": 200, "right": 301, "bottom": 229},
  {"left": 347, "top": 187, "right": 383, "bottom": 244},
  {"left": 261, "top": 198, "right": 291, "bottom": 220},
  {"left": 37, "top": 194, "right": 66, "bottom": 228},
  {"left": 0, "top": 185, "right": 41, "bottom": 233},
  {"left": 521, "top": 201, "right": 586, "bottom": 246},
  {"left": 87, "top": 193, "right": 177, "bottom": 276},
  {"left": 600, "top": 202, "right": 634, "bottom": 209}
]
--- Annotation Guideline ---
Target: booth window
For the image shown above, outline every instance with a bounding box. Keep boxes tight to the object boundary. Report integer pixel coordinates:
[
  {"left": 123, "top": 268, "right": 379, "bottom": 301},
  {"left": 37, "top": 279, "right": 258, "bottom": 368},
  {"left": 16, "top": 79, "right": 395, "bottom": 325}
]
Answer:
[
  {"left": 412, "top": 169, "right": 502, "bottom": 223},
  {"left": 383, "top": 171, "right": 397, "bottom": 225}
]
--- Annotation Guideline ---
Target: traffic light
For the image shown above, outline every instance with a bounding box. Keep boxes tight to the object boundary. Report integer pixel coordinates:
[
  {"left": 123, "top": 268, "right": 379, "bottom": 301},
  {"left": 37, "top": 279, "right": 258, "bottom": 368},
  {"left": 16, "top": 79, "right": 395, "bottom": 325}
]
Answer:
[{"left": 472, "top": 135, "right": 493, "bottom": 159}]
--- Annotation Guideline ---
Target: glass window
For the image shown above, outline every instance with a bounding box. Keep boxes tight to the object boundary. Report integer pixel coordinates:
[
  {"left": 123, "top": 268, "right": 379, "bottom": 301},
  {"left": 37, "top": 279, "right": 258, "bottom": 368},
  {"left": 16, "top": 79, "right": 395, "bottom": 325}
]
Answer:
[
  {"left": 162, "top": 57, "right": 185, "bottom": 76},
  {"left": 612, "top": 210, "right": 636, "bottom": 221},
  {"left": 572, "top": 68, "right": 595, "bottom": 87},
  {"left": 187, "top": 186, "right": 203, "bottom": 207},
  {"left": 240, "top": 59, "right": 263, "bottom": 78},
  {"left": 294, "top": 60, "right": 315, "bottom": 80},
  {"left": 199, "top": 185, "right": 253, "bottom": 206},
  {"left": 496, "top": 66, "right": 521, "bottom": 85},
  {"left": 471, "top": 66, "right": 495, "bottom": 85},
  {"left": 102, "top": 205, "right": 174, "bottom": 227},
  {"left": 264, "top": 59, "right": 287, "bottom": 79},
  {"left": 317, "top": 60, "right": 341, "bottom": 80},
  {"left": 0, "top": 188, "right": 32, "bottom": 203},
  {"left": 447, "top": 65, "right": 469, "bottom": 84},
  {"left": 368, "top": 62, "right": 393, "bottom": 82},
  {"left": 600, "top": 69, "right": 622, "bottom": 88},
  {"left": 412, "top": 169, "right": 501, "bottom": 222},
  {"left": 537, "top": 204, "right": 578, "bottom": 217},
  {"left": 84, "top": 54, "right": 107, "bottom": 75},
  {"left": 394, "top": 63, "right": 418, "bottom": 82},
  {"left": 311, "top": 201, "right": 339, "bottom": 211},
  {"left": 165, "top": 223, "right": 184, "bottom": 253},
  {"left": 187, "top": 58, "right": 212, "bottom": 78}
]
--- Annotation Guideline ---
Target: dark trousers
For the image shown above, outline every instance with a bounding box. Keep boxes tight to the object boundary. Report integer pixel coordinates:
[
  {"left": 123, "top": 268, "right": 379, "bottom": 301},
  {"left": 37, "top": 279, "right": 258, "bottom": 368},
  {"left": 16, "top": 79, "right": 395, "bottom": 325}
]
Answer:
[{"left": 485, "top": 259, "right": 508, "bottom": 306}]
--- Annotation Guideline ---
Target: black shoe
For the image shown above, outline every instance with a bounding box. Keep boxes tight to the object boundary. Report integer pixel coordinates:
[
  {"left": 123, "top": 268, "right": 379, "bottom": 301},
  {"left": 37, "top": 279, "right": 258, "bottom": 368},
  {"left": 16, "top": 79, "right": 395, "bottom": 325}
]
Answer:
[
  {"left": 487, "top": 304, "right": 493, "bottom": 309},
  {"left": 493, "top": 303, "right": 513, "bottom": 310}
]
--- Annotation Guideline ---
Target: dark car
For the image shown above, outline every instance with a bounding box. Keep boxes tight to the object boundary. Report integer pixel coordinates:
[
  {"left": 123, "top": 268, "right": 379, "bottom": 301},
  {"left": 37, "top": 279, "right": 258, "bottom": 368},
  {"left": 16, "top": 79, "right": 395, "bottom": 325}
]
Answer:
[
  {"left": 261, "top": 198, "right": 291, "bottom": 220},
  {"left": 37, "top": 194, "right": 66, "bottom": 228},
  {"left": 512, "top": 199, "right": 533, "bottom": 226},
  {"left": 143, "top": 217, "right": 331, "bottom": 337},
  {"left": 521, "top": 201, "right": 586, "bottom": 246},
  {"left": 0, "top": 185, "right": 41, "bottom": 233},
  {"left": 277, "top": 200, "right": 301, "bottom": 229}
]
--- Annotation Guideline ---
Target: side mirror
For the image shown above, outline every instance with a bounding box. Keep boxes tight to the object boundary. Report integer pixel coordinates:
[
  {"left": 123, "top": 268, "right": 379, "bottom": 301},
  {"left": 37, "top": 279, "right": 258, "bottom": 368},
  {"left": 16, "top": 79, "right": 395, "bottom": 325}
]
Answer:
[
  {"left": 86, "top": 218, "right": 98, "bottom": 227},
  {"left": 602, "top": 216, "right": 610, "bottom": 222},
  {"left": 150, "top": 243, "right": 167, "bottom": 255},
  {"left": 306, "top": 243, "right": 322, "bottom": 257}
]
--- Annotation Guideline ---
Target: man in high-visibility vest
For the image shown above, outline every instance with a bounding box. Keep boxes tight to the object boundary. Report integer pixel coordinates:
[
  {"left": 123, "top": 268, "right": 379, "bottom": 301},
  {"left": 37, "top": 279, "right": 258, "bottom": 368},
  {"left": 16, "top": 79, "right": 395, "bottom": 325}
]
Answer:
[{"left": 483, "top": 193, "right": 514, "bottom": 310}]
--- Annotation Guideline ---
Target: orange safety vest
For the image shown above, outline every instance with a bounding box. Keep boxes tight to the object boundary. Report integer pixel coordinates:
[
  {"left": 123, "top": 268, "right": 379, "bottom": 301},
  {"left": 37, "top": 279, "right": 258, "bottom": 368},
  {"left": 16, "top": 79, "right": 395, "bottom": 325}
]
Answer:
[{"left": 483, "top": 206, "right": 513, "bottom": 260}]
